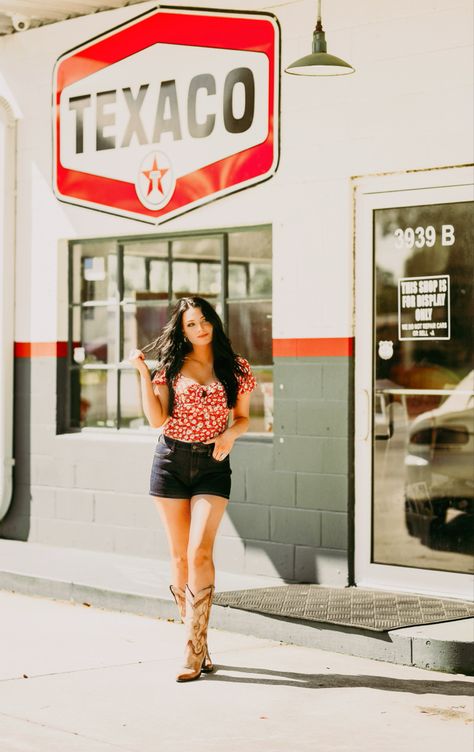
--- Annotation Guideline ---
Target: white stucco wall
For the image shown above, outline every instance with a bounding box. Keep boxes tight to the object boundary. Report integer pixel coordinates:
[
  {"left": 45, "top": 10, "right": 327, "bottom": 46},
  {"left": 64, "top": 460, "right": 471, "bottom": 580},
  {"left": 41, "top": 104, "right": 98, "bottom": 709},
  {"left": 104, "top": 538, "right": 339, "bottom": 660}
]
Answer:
[{"left": 0, "top": 0, "right": 472, "bottom": 345}]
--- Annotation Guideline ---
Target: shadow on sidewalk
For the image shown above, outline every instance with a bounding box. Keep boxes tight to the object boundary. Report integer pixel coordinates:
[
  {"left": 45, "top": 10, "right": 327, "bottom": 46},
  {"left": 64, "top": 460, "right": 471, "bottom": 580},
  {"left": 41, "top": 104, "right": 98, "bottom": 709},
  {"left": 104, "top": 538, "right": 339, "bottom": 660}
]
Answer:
[{"left": 205, "top": 664, "right": 474, "bottom": 695}]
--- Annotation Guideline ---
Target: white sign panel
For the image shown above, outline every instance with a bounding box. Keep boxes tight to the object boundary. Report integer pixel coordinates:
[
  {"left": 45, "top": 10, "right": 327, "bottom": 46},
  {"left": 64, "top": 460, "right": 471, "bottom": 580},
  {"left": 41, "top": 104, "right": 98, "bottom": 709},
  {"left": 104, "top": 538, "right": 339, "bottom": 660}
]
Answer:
[{"left": 398, "top": 274, "right": 451, "bottom": 340}]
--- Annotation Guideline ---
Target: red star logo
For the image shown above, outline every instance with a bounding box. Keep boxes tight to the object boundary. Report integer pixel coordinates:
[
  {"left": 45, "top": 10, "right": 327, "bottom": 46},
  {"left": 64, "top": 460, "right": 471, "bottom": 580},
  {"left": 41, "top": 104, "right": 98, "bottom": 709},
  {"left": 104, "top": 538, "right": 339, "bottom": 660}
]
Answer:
[{"left": 142, "top": 156, "right": 169, "bottom": 196}]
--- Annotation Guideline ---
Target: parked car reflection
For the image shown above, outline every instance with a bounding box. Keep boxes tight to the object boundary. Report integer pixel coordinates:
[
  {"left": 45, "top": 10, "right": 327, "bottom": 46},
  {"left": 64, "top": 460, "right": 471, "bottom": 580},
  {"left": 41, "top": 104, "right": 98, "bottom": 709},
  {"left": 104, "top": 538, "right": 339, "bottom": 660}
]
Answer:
[{"left": 404, "top": 371, "right": 474, "bottom": 555}]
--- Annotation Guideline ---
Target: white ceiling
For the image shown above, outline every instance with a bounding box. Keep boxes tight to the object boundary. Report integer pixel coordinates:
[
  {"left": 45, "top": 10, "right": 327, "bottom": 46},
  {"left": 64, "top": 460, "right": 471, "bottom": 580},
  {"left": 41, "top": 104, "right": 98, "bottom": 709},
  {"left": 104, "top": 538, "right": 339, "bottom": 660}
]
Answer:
[{"left": 0, "top": 1, "right": 148, "bottom": 35}]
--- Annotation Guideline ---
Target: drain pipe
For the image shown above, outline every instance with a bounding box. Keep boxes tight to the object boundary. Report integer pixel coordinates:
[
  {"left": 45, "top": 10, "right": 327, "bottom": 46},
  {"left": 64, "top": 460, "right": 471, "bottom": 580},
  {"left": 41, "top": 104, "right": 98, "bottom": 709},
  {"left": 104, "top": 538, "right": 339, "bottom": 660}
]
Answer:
[{"left": 0, "top": 97, "right": 16, "bottom": 521}]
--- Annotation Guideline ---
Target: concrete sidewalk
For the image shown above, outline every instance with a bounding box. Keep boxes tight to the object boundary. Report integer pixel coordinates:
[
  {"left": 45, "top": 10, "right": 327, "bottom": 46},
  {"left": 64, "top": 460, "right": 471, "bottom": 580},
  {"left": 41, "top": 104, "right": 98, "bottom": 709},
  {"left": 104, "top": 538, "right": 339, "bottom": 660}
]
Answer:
[
  {"left": 0, "top": 539, "right": 473, "bottom": 674},
  {"left": 0, "top": 589, "right": 473, "bottom": 752}
]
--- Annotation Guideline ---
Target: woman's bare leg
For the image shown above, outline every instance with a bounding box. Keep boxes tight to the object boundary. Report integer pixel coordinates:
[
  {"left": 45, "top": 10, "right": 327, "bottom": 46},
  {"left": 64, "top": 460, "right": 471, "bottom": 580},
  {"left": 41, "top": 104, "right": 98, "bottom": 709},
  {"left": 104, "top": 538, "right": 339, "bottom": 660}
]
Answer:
[
  {"left": 152, "top": 497, "right": 191, "bottom": 591},
  {"left": 187, "top": 495, "right": 228, "bottom": 594}
]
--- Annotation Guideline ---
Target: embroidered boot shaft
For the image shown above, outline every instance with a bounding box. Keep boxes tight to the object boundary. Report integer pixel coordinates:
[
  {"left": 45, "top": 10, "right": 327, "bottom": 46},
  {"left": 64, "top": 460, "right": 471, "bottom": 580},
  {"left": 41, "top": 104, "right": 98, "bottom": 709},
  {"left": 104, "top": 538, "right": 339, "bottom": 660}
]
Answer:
[
  {"left": 176, "top": 584, "right": 214, "bottom": 682},
  {"left": 169, "top": 585, "right": 213, "bottom": 672}
]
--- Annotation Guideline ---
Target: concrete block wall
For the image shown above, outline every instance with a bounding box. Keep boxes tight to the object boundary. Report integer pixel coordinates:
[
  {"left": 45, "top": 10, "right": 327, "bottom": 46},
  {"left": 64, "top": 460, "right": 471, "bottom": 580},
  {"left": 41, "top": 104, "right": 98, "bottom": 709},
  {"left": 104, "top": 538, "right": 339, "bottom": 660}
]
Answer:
[
  {"left": 220, "top": 355, "right": 352, "bottom": 584},
  {"left": 1, "top": 354, "right": 352, "bottom": 585}
]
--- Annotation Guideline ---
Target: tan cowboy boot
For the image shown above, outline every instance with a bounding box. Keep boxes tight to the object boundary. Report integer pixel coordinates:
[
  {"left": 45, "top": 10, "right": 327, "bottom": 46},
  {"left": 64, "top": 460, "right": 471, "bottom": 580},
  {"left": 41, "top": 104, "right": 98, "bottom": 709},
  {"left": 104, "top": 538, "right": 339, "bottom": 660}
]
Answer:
[
  {"left": 176, "top": 584, "right": 214, "bottom": 682},
  {"left": 169, "top": 585, "right": 213, "bottom": 673}
]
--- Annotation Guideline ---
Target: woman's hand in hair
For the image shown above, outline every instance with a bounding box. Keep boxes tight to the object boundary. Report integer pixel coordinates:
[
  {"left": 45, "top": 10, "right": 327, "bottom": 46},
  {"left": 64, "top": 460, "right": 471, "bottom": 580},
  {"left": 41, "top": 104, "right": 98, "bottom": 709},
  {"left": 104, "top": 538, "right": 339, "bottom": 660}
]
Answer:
[
  {"left": 129, "top": 349, "right": 167, "bottom": 427},
  {"left": 128, "top": 349, "right": 149, "bottom": 374}
]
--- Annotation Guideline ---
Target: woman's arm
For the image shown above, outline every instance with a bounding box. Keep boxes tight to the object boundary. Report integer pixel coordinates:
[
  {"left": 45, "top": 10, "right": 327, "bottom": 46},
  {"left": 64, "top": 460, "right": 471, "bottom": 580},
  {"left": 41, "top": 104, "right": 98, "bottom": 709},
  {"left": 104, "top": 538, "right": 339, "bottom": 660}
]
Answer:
[
  {"left": 128, "top": 349, "right": 169, "bottom": 428},
  {"left": 205, "top": 392, "right": 251, "bottom": 459},
  {"left": 227, "top": 392, "right": 251, "bottom": 440}
]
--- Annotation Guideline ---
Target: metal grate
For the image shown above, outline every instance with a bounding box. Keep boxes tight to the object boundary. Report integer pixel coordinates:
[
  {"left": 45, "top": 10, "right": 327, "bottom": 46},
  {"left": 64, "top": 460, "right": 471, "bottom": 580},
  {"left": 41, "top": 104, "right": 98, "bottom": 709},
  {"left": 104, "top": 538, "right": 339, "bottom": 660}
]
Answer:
[{"left": 213, "top": 585, "right": 474, "bottom": 632}]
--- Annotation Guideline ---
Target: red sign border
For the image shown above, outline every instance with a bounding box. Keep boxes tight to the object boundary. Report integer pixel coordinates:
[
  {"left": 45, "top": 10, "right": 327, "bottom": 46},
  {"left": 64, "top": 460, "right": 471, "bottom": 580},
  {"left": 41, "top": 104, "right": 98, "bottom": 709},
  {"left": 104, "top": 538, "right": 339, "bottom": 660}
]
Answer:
[{"left": 53, "top": 5, "right": 280, "bottom": 225}]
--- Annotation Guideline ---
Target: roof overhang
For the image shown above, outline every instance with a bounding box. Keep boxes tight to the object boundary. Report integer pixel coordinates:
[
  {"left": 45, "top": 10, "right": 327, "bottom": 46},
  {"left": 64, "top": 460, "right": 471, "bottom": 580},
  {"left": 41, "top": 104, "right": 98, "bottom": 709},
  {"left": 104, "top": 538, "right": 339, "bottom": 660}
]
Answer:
[{"left": 0, "top": 1, "right": 147, "bottom": 35}]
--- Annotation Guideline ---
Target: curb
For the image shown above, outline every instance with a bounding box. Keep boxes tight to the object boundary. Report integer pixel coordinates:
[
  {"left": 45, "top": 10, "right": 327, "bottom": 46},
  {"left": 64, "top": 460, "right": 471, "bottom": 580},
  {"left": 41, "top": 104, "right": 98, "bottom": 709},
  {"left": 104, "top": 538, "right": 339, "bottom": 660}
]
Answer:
[{"left": 1, "top": 569, "right": 472, "bottom": 675}]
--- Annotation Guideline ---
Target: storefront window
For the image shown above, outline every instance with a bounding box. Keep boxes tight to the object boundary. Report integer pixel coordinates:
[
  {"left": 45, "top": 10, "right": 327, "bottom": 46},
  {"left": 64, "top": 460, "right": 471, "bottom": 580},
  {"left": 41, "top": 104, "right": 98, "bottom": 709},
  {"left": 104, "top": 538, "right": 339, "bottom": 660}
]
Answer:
[
  {"left": 372, "top": 201, "right": 473, "bottom": 575},
  {"left": 228, "top": 229, "right": 272, "bottom": 432},
  {"left": 67, "top": 227, "right": 273, "bottom": 433}
]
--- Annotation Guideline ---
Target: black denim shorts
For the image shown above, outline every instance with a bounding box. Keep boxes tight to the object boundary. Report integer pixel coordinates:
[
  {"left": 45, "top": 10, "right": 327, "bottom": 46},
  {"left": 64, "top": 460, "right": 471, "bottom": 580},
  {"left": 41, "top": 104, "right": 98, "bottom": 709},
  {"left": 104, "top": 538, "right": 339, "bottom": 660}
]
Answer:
[{"left": 149, "top": 434, "right": 231, "bottom": 500}]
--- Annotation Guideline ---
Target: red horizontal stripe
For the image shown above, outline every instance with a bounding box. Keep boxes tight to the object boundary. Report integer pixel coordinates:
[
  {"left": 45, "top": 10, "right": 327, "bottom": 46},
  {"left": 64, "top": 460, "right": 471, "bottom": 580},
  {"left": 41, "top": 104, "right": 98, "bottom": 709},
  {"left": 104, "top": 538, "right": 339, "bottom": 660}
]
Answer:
[
  {"left": 15, "top": 342, "right": 68, "bottom": 358},
  {"left": 273, "top": 338, "right": 354, "bottom": 357},
  {"left": 15, "top": 339, "right": 353, "bottom": 359}
]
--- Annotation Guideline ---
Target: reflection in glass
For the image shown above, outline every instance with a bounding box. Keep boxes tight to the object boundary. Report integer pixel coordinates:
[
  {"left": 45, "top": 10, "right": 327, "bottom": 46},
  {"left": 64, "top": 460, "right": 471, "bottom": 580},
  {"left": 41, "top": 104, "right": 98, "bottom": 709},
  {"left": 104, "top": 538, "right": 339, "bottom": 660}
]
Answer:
[
  {"left": 229, "top": 228, "right": 271, "bottom": 262},
  {"left": 228, "top": 300, "right": 272, "bottom": 365},
  {"left": 71, "top": 305, "right": 81, "bottom": 363},
  {"left": 373, "top": 201, "right": 474, "bottom": 575},
  {"left": 172, "top": 261, "right": 198, "bottom": 296},
  {"left": 248, "top": 368, "right": 274, "bottom": 433},
  {"left": 229, "top": 228, "right": 272, "bottom": 298},
  {"left": 82, "top": 307, "right": 116, "bottom": 364},
  {"left": 172, "top": 236, "right": 221, "bottom": 302},
  {"left": 123, "top": 244, "right": 170, "bottom": 358},
  {"left": 149, "top": 260, "right": 168, "bottom": 293},
  {"left": 173, "top": 236, "right": 221, "bottom": 259},
  {"left": 172, "top": 260, "right": 221, "bottom": 302},
  {"left": 77, "top": 369, "right": 117, "bottom": 428},
  {"left": 228, "top": 228, "right": 272, "bottom": 384},
  {"left": 404, "top": 373, "right": 474, "bottom": 557},
  {"left": 249, "top": 262, "right": 272, "bottom": 296},
  {"left": 124, "top": 254, "right": 146, "bottom": 295},
  {"left": 71, "top": 241, "right": 117, "bottom": 303},
  {"left": 199, "top": 262, "right": 221, "bottom": 296},
  {"left": 229, "top": 264, "right": 247, "bottom": 297},
  {"left": 123, "top": 242, "right": 168, "bottom": 296},
  {"left": 123, "top": 303, "right": 168, "bottom": 357},
  {"left": 120, "top": 369, "right": 146, "bottom": 429}
]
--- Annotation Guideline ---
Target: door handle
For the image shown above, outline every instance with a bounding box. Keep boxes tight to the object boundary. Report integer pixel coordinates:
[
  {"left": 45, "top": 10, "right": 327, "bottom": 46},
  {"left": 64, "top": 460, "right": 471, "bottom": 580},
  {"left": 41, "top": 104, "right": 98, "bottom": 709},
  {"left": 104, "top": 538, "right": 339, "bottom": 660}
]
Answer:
[
  {"left": 374, "top": 390, "right": 395, "bottom": 440},
  {"left": 361, "top": 388, "right": 371, "bottom": 441}
]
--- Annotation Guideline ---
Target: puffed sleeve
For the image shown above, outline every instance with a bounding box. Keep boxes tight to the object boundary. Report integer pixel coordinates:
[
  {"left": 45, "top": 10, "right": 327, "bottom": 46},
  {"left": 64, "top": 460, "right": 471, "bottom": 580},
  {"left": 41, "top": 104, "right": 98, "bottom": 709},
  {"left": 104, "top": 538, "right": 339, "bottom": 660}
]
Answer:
[
  {"left": 152, "top": 369, "right": 167, "bottom": 386},
  {"left": 236, "top": 357, "right": 257, "bottom": 395}
]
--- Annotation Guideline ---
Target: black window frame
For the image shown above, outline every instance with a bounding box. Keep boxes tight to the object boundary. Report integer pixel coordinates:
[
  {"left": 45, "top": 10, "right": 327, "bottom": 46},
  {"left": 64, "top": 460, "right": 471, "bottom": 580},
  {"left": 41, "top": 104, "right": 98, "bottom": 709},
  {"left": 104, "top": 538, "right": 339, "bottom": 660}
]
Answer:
[{"left": 61, "top": 224, "right": 273, "bottom": 434}]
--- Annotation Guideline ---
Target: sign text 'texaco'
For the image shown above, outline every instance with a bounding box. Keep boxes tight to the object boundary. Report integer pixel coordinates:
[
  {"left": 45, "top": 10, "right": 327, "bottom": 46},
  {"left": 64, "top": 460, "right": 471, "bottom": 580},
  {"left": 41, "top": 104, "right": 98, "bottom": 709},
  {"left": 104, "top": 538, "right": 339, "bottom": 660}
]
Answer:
[{"left": 69, "top": 69, "right": 256, "bottom": 154}]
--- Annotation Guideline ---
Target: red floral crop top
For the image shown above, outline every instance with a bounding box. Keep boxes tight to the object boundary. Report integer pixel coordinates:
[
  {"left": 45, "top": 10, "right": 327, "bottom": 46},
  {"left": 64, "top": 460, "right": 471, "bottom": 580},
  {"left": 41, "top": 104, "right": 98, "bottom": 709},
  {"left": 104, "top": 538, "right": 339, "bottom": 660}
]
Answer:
[{"left": 152, "top": 357, "right": 257, "bottom": 442}]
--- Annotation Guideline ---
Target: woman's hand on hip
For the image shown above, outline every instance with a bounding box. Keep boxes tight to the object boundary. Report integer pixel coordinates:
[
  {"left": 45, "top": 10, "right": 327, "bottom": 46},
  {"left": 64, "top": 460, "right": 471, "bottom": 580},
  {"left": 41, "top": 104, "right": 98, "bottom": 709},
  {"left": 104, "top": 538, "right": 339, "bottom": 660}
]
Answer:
[{"left": 204, "top": 431, "right": 234, "bottom": 461}]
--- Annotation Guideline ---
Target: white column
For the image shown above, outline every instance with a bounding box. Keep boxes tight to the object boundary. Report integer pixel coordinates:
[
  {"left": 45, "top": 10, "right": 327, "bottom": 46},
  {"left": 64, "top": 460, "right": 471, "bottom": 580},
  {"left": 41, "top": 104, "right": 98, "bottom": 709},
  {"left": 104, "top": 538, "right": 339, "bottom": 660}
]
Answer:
[{"left": 0, "top": 97, "right": 16, "bottom": 521}]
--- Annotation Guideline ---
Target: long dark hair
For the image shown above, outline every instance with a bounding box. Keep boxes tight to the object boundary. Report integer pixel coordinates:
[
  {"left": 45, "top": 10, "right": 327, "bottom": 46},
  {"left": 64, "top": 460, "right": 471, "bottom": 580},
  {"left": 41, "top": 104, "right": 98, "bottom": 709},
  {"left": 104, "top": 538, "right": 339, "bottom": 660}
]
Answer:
[{"left": 147, "top": 297, "right": 246, "bottom": 414}]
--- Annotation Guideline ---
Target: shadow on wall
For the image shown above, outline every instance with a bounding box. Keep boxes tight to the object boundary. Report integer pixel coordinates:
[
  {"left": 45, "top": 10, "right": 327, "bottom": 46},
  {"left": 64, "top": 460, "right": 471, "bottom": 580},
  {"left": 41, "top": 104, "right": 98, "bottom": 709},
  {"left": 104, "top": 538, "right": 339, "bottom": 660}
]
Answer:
[
  {"left": 216, "top": 356, "right": 354, "bottom": 586},
  {"left": 0, "top": 356, "right": 31, "bottom": 541},
  {"left": 219, "top": 438, "right": 352, "bottom": 585},
  {"left": 241, "top": 538, "right": 348, "bottom": 585}
]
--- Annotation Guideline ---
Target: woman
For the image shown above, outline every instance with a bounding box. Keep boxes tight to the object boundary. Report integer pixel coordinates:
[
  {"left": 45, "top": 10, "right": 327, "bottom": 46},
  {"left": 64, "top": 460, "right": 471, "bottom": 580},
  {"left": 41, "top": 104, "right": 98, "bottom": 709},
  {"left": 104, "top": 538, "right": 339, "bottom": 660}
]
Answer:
[{"left": 128, "top": 296, "right": 256, "bottom": 682}]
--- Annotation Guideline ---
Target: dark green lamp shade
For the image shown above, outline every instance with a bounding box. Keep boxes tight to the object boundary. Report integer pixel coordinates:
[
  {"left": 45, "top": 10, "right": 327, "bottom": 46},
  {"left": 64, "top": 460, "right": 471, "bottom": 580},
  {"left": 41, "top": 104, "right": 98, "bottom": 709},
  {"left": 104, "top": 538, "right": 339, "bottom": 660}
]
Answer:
[
  {"left": 285, "top": 51, "right": 355, "bottom": 76},
  {"left": 285, "top": 26, "right": 355, "bottom": 76}
]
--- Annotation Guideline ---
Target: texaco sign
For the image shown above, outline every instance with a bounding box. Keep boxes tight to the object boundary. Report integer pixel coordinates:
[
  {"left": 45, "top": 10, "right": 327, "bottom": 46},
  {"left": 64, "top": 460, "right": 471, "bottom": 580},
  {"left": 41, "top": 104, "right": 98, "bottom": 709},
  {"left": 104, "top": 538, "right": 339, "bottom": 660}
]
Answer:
[{"left": 53, "top": 6, "right": 280, "bottom": 224}]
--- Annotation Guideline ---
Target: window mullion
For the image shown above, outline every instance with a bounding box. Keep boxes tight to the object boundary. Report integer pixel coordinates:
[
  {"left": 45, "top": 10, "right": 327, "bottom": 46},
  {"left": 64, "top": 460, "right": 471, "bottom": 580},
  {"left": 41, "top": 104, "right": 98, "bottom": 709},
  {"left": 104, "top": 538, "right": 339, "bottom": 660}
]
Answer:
[
  {"left": 145, "top": 256, "right": 151, "bottom": 291},
  {"left": 221, "top": 234, "right": 228, "bottom": 330},
  {"left": 168, "top": 240, "right": 173, "bottom": 313},
  {"left": 66, "top": 242, "right": 73, "bottom": 431},
  {"left": 116, "top": 242, "right": 124, "bottom": 428}
]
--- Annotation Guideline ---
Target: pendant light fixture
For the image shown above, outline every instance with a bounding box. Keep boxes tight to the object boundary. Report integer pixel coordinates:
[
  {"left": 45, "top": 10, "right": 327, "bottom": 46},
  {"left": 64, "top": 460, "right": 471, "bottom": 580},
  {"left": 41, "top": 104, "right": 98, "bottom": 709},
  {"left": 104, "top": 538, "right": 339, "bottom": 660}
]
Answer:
[{"left": 285, "top": 0, "right": 355, "bottom": 77}]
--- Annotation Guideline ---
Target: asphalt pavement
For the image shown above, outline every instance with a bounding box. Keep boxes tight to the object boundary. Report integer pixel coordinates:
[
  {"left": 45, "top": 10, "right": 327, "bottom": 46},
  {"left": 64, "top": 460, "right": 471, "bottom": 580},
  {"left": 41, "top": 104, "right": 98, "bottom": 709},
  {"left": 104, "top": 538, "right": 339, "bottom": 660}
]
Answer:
[{"left": 0, "top": 590, "right": 472, "bottom": 752}]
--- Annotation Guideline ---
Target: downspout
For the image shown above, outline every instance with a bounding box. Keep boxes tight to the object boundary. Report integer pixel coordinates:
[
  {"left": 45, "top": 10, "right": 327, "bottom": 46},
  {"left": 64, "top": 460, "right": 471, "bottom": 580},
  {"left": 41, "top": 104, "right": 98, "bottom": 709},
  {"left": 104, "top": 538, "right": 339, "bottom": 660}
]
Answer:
[{"left": 0, "top": 96, "right": 16, "bottom": 521}]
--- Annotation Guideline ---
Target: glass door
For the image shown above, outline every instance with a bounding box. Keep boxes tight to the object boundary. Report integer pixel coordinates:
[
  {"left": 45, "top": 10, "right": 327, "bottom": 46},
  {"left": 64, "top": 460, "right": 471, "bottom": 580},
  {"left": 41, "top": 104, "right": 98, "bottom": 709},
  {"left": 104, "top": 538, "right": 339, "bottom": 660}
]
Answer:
[{"left": 355, "top": 169, "right": 474, "bottom": 598}]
